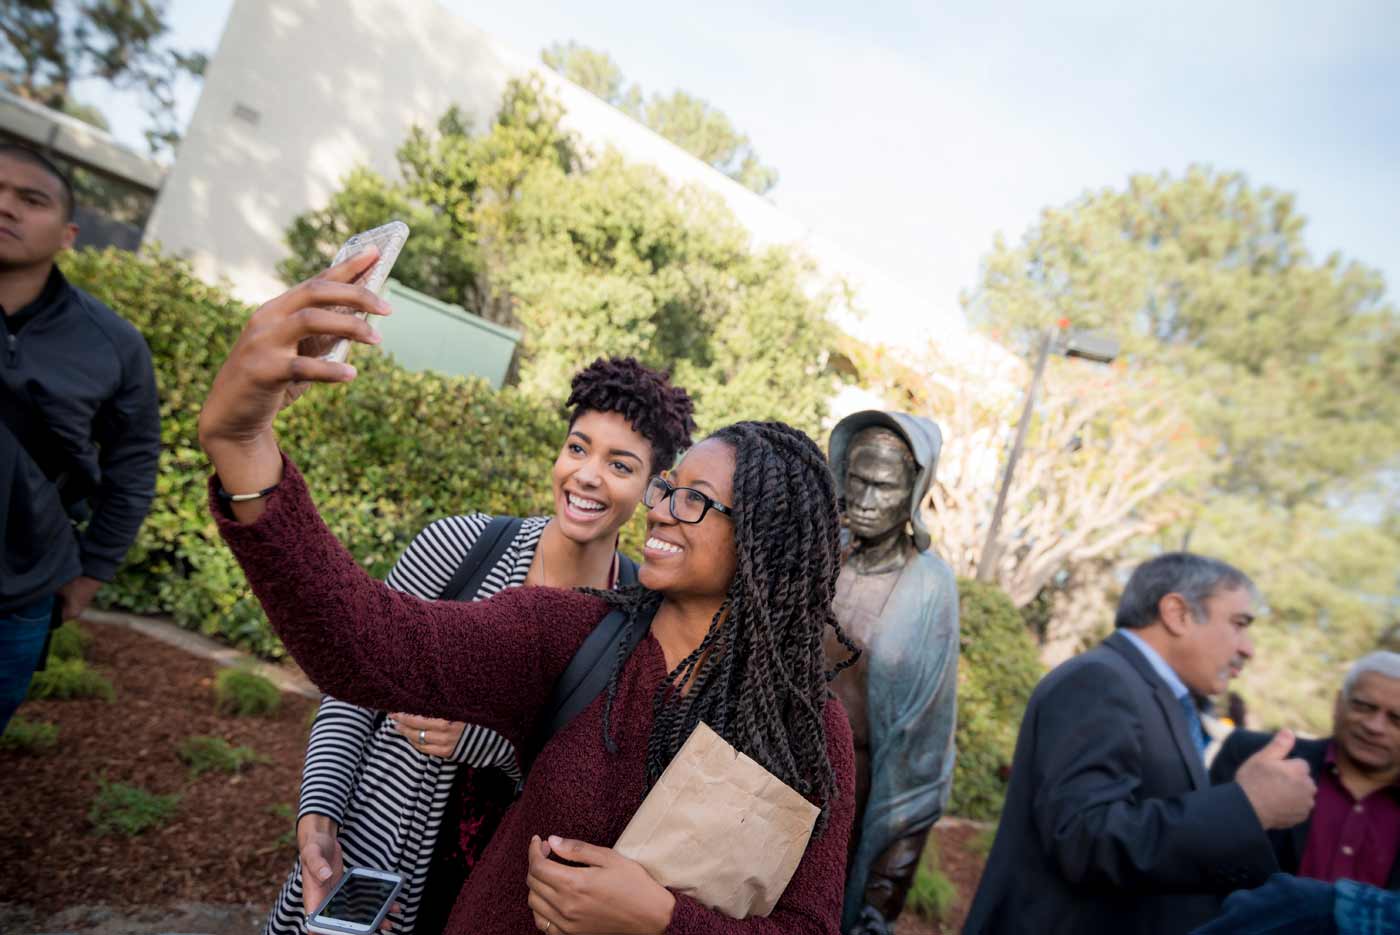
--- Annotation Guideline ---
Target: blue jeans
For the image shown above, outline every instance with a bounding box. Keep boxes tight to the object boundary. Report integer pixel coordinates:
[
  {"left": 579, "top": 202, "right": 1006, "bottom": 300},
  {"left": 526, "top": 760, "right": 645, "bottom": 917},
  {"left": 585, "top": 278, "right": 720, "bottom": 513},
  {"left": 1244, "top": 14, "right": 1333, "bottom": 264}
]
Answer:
[{"left": 0, "top": 595, "right": 56, "bottom": 732}]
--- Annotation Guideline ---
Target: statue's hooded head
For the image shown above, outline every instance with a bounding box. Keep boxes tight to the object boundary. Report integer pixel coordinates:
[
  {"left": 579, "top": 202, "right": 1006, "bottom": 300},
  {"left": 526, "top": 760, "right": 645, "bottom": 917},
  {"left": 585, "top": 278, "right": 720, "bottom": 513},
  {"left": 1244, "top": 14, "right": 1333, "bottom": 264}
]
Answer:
[{"left": 828, "top": 410, "right": 943, "bottom": 553}]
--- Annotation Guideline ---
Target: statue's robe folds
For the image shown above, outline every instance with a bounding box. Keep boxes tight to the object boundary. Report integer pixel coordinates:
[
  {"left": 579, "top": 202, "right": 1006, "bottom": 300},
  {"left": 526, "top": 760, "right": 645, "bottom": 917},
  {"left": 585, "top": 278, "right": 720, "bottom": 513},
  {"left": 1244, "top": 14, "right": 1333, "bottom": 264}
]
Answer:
[{"left": 840, "top": 548, "right": 959, "bottom": 930}]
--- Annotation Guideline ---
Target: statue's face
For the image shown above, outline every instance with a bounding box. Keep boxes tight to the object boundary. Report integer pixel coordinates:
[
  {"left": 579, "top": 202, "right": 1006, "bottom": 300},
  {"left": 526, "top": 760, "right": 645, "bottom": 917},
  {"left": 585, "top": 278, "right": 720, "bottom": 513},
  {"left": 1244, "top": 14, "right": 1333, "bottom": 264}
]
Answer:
[{"left": 843, "top": 433, "right": 916, "bottom": 543}]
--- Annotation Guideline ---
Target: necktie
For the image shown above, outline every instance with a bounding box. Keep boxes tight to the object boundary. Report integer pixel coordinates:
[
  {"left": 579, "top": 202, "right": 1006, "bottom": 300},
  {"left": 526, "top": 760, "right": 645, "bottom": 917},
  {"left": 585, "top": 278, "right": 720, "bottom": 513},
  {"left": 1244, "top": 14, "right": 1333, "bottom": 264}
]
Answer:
[{"left": 1178, "top": 694, "right": 1208, "bottom": 761}]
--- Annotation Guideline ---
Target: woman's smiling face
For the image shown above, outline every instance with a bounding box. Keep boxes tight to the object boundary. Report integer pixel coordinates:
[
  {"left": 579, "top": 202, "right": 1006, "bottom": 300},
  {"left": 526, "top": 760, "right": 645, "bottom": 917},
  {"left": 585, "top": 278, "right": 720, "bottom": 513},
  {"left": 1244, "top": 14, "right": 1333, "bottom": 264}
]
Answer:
[
  {"left": 638, "top": 438, "right": 738, "bottom": 600},
  {"left": 551, "top": 410, "right": 651, "bottom": 546}
]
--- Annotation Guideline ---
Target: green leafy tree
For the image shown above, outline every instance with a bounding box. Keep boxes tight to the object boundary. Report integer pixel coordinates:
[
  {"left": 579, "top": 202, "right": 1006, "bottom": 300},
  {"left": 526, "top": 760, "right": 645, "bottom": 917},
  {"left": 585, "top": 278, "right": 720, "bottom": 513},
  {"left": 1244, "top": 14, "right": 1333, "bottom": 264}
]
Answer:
[
  {"left": 502, "top": 151, "right": 836, "bottom": 432},
  {"left": 969, "top": 167, "right": 1398, "bottom": 506},
  {"left": 540, "top": 41, "right": 638, "bottom": 114},
  {"left": 279, "top": 165, "right": 476, "bottom": 308},
  {"left": 279, "top": 77, "right": 576, "bottom": 325},
  {"left": 541, "top": 40, "right": 778, "bottom": 195},
  {"left": 281, "top": 81, "right": 839, "bottom": 437},
  {"left": 0, "top": 0, "right": 207, "bottom": 154},
  {"left": 638, "top": 91, "right": 779, "bottom": 196},
  {"left": 968, "top": 166, "right": 1400, "bottom": 731}
]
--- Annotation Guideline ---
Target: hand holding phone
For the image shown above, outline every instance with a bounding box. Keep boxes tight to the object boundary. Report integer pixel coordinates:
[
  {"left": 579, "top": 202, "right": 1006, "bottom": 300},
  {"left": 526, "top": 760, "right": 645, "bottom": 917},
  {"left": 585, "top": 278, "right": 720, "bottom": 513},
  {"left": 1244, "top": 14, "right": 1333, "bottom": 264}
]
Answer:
[
  {"left": 318, "top": 221, "right": 410, "bottom": 365},
  {"left": 298, "top": 815, "right": 344, "bottom": 919}
]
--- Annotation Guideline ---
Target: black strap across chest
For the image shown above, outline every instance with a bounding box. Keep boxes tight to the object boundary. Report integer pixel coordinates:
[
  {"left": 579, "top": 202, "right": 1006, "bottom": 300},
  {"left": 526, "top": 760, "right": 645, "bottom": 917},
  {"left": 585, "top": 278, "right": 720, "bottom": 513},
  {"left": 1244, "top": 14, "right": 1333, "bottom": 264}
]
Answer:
[{"left": 436, "top": 515, "right": 651, "bottom": 751}]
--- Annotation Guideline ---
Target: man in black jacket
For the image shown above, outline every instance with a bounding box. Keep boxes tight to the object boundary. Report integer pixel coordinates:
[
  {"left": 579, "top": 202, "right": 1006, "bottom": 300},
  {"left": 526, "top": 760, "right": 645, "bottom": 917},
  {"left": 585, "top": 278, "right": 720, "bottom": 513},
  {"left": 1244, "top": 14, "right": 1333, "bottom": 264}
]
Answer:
[
  {"left": 0, "top": 144, "right": 160, "bottom": 730},
  {"left": 963, "top": 553, "right": 1317, "bottom": 935},
  {"left": 1211, "top": 652, "right": 1400, "bottom": 892}
]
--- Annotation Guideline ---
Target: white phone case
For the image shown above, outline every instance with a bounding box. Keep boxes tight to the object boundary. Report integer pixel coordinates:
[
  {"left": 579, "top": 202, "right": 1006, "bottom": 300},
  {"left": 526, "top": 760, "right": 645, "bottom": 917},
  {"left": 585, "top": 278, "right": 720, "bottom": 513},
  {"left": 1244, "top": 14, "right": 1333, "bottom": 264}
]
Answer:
[{"left": 320, "top": 220, "right": 410, "bottom": 364}]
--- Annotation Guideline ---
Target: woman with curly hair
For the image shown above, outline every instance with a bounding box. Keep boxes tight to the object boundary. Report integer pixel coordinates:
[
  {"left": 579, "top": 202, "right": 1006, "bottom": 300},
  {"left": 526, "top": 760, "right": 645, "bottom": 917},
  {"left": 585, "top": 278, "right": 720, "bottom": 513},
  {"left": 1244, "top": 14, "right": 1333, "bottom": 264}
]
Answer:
[
  {"left": 266, "top": 356, "right": 695, "bottom": 935},
  {"left": 205, "top": 252, "right": 858, "bottom": 933}
]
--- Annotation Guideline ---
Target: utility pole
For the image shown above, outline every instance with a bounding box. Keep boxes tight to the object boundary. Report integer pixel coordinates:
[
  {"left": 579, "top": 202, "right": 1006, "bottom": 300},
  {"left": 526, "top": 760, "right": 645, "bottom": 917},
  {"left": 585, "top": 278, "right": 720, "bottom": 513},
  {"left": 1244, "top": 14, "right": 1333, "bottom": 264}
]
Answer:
[
  {"left": 978, "top": 326, "right": 1056, "bottom": 582},
  {"left": 978, "top": 324, "right": 1119, "bottom": 583}
]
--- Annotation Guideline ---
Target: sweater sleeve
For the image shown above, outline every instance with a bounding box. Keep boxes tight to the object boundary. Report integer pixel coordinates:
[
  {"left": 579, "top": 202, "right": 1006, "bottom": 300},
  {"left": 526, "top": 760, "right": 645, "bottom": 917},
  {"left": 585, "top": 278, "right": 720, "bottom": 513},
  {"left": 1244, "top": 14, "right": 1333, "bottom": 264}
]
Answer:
[
  {"left": 212, "top": 455, "right": 608, "bottom": 752},
  {"left": 666, "top": 699, "right": 856, "bottom": 935}
]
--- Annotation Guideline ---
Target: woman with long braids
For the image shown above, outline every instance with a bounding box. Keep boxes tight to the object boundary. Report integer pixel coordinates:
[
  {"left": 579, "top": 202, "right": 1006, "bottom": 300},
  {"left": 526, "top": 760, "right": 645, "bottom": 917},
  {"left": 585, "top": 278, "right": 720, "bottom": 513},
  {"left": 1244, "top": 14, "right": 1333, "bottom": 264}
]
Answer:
[
  {"left": 199, "top": 252, "right": 858, "bottom": 933},
  {"left": 266, "top": 356, "right": 695, "bottom": 935}
]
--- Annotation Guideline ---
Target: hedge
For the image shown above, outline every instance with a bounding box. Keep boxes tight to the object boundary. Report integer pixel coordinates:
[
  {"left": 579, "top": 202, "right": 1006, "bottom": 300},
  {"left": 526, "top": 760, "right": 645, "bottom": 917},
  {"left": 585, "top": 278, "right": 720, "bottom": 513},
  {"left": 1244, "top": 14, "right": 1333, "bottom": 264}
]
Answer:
[
  {"left": 65, "top": 247, "right": 566, "bottom": 656},
  {"left": 950, "top": 577, "right": 1043, "bottom": 820}
]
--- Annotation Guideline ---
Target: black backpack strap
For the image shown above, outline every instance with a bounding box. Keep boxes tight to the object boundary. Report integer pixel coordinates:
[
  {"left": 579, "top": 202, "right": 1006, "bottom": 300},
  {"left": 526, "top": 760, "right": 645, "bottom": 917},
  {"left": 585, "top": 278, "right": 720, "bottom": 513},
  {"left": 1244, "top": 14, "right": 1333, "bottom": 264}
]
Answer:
[
  {"left": 616, "top": 553, "right": 640, "bottom": 587},
  {"left": 539, "top": 600, "right": 657, "bottom": 744},
  {"left": 437, "top": 516, "right": 522, "bottom": 602}
]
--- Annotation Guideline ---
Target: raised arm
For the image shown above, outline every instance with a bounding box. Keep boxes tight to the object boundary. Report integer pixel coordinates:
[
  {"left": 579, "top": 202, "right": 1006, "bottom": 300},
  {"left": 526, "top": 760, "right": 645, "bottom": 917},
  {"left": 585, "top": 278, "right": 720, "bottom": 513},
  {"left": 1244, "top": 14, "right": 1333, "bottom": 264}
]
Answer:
[
  {"left": 198, "top": 253, "right": 607, "bottom": 746},
  {"left": 213, "top": 458, "right": 606, "bottom": 749}
]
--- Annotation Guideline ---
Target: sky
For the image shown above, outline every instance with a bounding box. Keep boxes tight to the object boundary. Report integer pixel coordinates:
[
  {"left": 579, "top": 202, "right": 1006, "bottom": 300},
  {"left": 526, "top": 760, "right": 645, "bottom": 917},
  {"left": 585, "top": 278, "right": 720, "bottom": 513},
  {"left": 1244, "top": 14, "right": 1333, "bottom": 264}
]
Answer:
[{"left": 76, "top": 0, "right": 1400, "bottom": 323}]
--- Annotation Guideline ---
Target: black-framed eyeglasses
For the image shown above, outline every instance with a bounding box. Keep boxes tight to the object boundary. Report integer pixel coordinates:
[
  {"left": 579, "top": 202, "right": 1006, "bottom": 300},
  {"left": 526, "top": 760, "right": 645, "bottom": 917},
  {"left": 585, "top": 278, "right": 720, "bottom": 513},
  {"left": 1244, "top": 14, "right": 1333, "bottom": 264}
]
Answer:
[{"left": 644, "top": 475, "right": 733, "bottom": 524}]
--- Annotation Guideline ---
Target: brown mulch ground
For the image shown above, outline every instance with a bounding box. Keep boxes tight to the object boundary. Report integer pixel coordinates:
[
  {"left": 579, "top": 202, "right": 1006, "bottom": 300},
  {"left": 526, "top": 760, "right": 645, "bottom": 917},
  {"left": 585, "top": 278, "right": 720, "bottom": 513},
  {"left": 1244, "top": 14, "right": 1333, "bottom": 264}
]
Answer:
[
  {"left": 0, "top": 623, "right": 314, "bottom": 909},
  {"left": 1, "top": 621, "right": 989, "bottom": 931},
  {"left": 918, "top": 821, "right": 989, "bottom": 934}
]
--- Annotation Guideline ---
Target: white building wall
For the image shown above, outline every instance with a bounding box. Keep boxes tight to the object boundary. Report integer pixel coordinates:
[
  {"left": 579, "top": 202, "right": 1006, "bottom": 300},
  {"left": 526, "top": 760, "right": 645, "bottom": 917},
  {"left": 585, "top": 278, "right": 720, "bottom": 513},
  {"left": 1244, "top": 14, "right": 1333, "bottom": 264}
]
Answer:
[{"left": 146, "top": 0, "right": 971, "bottom": 354}]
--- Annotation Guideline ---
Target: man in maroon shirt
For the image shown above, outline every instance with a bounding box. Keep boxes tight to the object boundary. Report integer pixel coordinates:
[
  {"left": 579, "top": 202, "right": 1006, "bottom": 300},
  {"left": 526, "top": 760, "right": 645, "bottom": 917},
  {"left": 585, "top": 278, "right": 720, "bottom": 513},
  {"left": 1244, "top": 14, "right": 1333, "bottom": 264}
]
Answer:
[{"left": 1212, "top": 651, "right": 1400, "bottom": 891}]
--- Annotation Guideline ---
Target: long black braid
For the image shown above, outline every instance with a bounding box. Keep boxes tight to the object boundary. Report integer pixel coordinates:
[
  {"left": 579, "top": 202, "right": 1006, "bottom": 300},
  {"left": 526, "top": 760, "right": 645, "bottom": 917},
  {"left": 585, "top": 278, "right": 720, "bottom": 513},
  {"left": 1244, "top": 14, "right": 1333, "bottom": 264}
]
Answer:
[{"left": 592, "top": 421, "right": 860, "bottom": 834}]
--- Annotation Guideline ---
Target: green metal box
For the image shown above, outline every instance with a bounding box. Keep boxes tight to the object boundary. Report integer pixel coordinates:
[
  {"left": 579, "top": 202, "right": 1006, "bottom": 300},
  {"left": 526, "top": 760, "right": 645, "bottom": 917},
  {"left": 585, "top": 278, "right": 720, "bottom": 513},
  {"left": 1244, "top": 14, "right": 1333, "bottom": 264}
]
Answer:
[{"left": 376, "top": 278, "right": 521, "bottom": 388}]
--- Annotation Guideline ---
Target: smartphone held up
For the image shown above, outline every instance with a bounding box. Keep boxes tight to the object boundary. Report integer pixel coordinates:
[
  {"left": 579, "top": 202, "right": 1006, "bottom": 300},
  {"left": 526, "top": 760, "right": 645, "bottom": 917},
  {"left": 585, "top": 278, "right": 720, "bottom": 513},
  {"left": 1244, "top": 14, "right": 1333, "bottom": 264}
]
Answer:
[
  {"left": 319, "top": 221, "right": 410, "bottom": 365},
  {"left": 307, "top": 867, "right": 405, "bottom": 935}
]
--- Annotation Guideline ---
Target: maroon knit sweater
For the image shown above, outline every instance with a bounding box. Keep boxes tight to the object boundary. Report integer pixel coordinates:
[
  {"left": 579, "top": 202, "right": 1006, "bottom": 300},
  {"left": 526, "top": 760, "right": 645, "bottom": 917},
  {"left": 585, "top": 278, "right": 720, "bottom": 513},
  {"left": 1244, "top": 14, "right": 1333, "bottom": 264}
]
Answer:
[{"left": 214, "top": 458, "right": 855, "bottom": 934}]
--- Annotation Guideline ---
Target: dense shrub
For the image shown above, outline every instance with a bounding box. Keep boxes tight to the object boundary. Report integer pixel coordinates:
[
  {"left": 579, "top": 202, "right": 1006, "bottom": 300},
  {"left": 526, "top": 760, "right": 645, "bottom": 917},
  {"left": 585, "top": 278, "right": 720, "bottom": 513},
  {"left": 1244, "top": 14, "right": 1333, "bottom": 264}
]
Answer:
[
  {"left": 951, "top": 578, "right": 1043, "bottom": 820},
  {"left": 213, "top": 668, "right": 281, "bottom": 717},
  {"left": 27, "top": 658, "right": 115, "bottom": 702},
  {"left": 63, "top": 247, "right": 569, "bottom": 657}
]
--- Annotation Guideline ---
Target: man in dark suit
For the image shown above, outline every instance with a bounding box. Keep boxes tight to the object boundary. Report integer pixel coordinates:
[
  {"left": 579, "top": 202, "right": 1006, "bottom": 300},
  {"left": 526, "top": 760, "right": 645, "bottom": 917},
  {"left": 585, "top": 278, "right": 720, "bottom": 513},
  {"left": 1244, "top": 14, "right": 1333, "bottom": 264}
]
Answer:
[
  {"left": 1212, "top": 651, "right": 1400, "bottom": 892},
  {"left": 963, "top": 553, "right": 1317, "bottom": 935}
]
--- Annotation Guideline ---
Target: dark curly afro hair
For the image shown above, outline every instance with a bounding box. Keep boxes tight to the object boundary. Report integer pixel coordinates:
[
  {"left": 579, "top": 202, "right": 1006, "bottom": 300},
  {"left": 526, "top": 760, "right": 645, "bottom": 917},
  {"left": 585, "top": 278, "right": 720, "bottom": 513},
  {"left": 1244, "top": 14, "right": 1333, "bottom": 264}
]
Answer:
[{"left": 566, "top": 357, "right": 696, "bottom": 473}]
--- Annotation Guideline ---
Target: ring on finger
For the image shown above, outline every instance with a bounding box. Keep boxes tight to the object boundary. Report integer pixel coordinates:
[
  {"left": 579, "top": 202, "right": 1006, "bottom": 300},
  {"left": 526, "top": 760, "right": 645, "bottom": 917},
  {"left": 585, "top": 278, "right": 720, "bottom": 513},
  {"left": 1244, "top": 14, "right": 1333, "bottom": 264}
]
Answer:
[
  {"left": 418, "top": 728, "right": 427, "bottom": 746},
  {"left": 542, "top": 922, "right": 552, "bottom": 934}
]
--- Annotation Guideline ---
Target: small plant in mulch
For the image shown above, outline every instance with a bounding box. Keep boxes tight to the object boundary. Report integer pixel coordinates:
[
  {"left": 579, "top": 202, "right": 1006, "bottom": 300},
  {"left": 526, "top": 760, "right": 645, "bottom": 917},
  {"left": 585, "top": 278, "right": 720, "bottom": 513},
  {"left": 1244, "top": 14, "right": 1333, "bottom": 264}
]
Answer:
[
  {"left": 0, "top": 716, "right": 59, "bottom": 753},
  {"left": 47, "top": 621, "right": 91, "bottom": 662},
  {"left": 178, "top": 735, "right": 263, "bottom": 778},
  {"left": 907, "top": 840, "right": 959, "bottom": 923},
  {"left": 27, "top": 658, "right": 115, "bottom": 702},
  {"left": 88, "top": 779, "right": 181, "bottom": 837},
  {"left": 214, "top": 667, "right": 281, "bottom": 717}
]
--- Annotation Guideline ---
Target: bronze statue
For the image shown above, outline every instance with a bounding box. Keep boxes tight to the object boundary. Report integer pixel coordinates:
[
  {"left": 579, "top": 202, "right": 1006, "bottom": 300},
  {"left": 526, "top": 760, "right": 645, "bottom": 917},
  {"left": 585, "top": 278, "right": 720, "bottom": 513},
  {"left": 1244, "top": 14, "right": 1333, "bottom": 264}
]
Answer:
[{"left": 825, "top": 411, "right": 959, "bottom": 935}]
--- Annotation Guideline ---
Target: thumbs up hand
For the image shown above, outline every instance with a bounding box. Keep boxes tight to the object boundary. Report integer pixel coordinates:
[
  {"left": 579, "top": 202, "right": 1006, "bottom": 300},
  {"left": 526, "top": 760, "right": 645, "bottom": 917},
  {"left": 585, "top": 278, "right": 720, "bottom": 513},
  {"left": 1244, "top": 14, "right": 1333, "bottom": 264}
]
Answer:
[{"left": 1235, "top": 730, "right": 1317, "bottom": 830}]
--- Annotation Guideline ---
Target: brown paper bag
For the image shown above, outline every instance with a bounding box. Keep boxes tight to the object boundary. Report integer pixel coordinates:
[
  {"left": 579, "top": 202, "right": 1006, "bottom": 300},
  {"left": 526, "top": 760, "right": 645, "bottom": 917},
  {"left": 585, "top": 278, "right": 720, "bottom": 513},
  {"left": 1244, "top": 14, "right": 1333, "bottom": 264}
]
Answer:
[{"left": 613, "top": 722, "right": 820, "bottom": 918}]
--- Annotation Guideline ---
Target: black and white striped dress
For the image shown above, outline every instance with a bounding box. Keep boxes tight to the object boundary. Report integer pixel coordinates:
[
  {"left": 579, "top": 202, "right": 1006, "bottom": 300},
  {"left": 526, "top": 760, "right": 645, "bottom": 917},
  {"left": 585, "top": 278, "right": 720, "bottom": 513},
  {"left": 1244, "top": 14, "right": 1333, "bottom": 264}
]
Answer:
[{"left": 264, "top": 513, "right": 548, "bottom": 935}]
